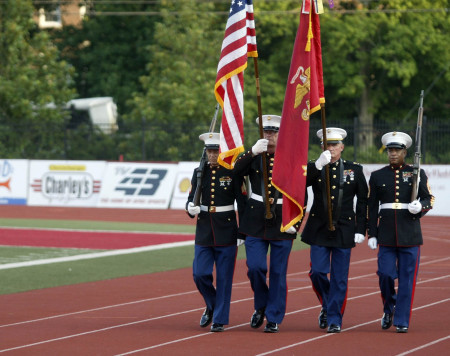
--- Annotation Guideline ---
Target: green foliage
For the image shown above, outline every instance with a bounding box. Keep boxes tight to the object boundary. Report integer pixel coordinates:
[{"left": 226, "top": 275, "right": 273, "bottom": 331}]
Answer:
[
  {"left": 125, "top": 0, "right": 225, "bottom": 161},
  {"left": 52, "top": 1, "right": 157, "bottom": 116},
  {"left": 321, "top": 0, "right": 450, "bottom": 128},
  {"left": 3, "top": 0, "right": 447, "bottom": 162},
  {"left": 0, "top": 0, "right": 76, "bottom": 159}
]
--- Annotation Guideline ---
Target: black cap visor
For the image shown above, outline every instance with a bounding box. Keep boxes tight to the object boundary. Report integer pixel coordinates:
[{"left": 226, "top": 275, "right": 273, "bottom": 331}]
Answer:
[
  {"left": 263, "top": 126, "right": 279, "bottom": 132},
  {"left": 386, "top": 143, "right": 406, "bottom": 149}
]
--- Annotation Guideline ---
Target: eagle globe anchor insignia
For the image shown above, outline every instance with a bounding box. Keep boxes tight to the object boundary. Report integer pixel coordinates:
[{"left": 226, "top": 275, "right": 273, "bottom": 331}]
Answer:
[{"left": 290, "top": 65, "right": 312, "bottom": 120}]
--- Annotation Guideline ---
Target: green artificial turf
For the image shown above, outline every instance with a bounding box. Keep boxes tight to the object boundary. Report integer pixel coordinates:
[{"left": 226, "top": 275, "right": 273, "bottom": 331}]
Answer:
[
  {"left": 0, "top": 218, "right": 196, "bottom": 233},
  {"left": 0, "top": 217, "right": 309, "bottom": 295}
]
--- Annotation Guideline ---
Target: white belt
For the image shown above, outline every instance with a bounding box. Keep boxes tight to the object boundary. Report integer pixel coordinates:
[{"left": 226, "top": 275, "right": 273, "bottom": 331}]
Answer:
[
  {"left": 200, "top": 204, "right": 234, "bottom": 213},
  {"left": 380, "top": 203, "right": 409, "bottom": 210},
  {"left": 250, "top": 193, "right": 283, "bottom": 205}
]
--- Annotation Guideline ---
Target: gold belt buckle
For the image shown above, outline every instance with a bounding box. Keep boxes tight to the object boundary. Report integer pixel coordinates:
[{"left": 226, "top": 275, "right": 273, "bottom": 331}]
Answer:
[
  {"left": 392, "top": 203, "right": 401, "bottom": 209},
  {"left": 268, "top": 198, "right": 274, "bottom": 205},
  {"left": 209, "top": 206, "right": 216, "bottom": 213}
]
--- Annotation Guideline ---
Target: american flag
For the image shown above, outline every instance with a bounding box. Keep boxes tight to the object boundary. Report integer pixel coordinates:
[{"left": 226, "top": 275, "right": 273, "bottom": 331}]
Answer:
[{"left": 215, "top": 0, "right": 257, "bottom": 169}]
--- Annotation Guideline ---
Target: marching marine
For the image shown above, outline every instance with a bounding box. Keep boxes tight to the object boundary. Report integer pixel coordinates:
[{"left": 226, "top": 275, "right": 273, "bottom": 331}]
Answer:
[
  {"left": 367, "top": 131, "right": 434, "bottom": 333},
  {"left": 233, "top": 115, "right": 300, "bottom": 333},
  {"left": 301, "top": 128, "right": 368, "bottom": 333},
  {"left": 186, "top": 132, "right": 246, "bottom": 332}
]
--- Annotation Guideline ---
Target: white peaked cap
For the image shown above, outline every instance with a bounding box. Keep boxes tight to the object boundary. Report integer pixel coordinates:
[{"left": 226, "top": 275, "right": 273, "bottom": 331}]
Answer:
[
  {"left": 199, "top": 132, "right": 220, "bottom": 148},
  {"left": 255, "top": 115, "right": 281, "bottom": 131},
  {"left": 381, "top": 131, "right": 412, "bottom": 149},
  {"left": 316, "top": 127, "right": 347, "bottom": 143}
]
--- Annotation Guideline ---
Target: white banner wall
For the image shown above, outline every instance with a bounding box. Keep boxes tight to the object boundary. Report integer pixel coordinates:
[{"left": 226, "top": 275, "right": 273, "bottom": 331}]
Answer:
[
  {"left": 170, "top": 162, "right": 198, "bottom": 210},
  {"left": 0, "top": 159, "right": 29, "bottom": 205},
  {"left": 98, "top": 162, "right": 177, "bottom": 209},
  {"left": 28, "top": 160, "right": 106, "bottom": 207}
]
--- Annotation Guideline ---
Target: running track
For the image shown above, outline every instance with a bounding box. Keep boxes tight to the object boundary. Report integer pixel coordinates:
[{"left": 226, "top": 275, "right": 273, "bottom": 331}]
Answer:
[{"left": 0, "top": 212, "right": 448, "bottom": 355}]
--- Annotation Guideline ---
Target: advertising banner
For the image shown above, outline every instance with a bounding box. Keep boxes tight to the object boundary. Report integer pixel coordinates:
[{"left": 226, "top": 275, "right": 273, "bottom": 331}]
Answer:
[
  {"left": 98, "top": 162, "right": 178, "bottom": 209},
  {"left": 28, "top": 160, "right": 106, "bottom": 207},
  {"left": 170, "top": 162, "right": 198, "bottom": 210},
  {"left": 0, "top": 160, "right": 29, "bottom": 205}
]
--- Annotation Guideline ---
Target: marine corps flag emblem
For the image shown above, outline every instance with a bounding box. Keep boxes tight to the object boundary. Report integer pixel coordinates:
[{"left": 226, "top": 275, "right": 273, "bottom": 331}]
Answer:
[{"left": 272, "top": 0, "right": 325, "bottom": 231}]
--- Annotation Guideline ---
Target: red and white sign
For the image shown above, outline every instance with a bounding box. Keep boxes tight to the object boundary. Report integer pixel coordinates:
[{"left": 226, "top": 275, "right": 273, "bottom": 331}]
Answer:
[{"left": 28, "top": 160, "right": 105, "bottom": 207}]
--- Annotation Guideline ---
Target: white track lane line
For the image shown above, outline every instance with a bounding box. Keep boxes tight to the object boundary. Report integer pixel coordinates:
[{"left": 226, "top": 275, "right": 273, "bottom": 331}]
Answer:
[
  {"left": 395, "top": 335, "right": 450, "bottom": 356},
  {"left": 117, "top": 298, "right": 450, "bottom": 356},
  {"left": 256, "top": 298, "right": 450, "bottom": 356},
  {"left": 1, "top": 271, "right": 448, "bottom": 354},
  {"left": 0, "top": 257, "right": 448, "bottom": 328}
]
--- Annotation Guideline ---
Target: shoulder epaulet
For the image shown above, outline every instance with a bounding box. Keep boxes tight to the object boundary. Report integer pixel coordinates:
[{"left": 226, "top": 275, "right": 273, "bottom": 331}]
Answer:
[{"left": 343, "top": 160, "right": 361, "bottom": 166}]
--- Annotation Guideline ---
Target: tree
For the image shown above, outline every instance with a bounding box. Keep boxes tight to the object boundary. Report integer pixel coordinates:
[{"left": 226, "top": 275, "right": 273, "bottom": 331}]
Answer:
[
  {"left": 51, "top": 1, "right": 158, "bottom": 117},
  {"left": 0, "top": 0, "right": 76, "bottom": 158},
  {"left": 320, "top": 0, "right": 450, "bottom": 151},
  {"left": 125, "top": 0, "right": 227, "bottom": 161}
]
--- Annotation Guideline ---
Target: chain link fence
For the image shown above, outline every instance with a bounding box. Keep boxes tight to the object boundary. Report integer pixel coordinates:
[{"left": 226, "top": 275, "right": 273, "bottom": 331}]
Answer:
[{"left": 2, "top": 116, "right": 448, "bottom": 164}]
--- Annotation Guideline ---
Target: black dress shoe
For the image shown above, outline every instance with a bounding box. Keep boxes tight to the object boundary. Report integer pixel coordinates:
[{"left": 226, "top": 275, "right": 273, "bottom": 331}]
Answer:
[
  {"left": 318, "top": 308, "right": 327, "bottom": 329},
  {"left": 263, "top": 322, "right": 279, "bottom": 333},
  {"left": 210, "top": 323, "right": 224, "bottom": 332},
  {"left": 381, "top": 313, "right": 393, "bottom": 330},
  {"left": 250, "top": 308, "right": 265, "bottom": 329},
  {"left": 396, "top": 326, "right": 408, "bottom": 333},
  {"left": 327, "top": 324, "right": 341, "bottom": 333},
  {"left": 200, "top": 308, "right": 213, "bottom": 328}
]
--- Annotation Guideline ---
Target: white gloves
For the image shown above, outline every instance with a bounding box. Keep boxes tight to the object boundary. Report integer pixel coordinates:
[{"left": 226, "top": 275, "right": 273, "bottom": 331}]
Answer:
[
  {"left": 315, "top": 150, "right": 331, "bottom": 170},
  {"left": 408, "top": 200, "right": 422, "bottom": 214},
  {"left": 354, "top": 233, "right": 365, "bottom": 244},
  {"left": 187, "top": 202, "right": 201, "bottom": 215},
  {"left": 368, "top": 237, "right": 378, "bottom": 250},
  {"left": 252, "top": 139, "right": 268, "bottom": 155},
  {"left": 286, "top": 226, "right": 297, "bottom": 234},
  {"left": 237, "top": 239, "right": 245, "bottom": 246}
]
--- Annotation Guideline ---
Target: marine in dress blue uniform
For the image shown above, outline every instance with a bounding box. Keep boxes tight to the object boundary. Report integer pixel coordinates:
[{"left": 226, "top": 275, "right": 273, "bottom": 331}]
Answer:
[
  {"left": 233, "top": 115, "right": 301, "bottom": 333},
  {"left": 301, "top": 128, "right": 368, "bottom": 333},
  {"left": 367, "top": 131, "right": 434, "bottom": 333},
  {"left": 186, "top": 132, "right": 246, "bottom": 333}
]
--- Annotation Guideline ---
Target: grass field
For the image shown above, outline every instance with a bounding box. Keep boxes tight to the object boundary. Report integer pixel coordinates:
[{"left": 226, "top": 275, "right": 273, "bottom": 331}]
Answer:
[{"left": 0, "top": 217, "right": 308, "bottom": 295}]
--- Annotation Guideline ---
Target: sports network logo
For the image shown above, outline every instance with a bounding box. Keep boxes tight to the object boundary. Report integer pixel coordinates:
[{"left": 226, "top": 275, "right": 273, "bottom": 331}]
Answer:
[{"left": 115, "top": 168, "right": 167, "bottom": 196}]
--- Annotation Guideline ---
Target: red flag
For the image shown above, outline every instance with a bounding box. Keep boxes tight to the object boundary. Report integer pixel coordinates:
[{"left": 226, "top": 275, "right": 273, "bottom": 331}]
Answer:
[
  {"left": 215, "top": 0, "right": 257, "bottom": 169},
  {"left": 272, "top": 0, "right": 325, "bottom": 231}
]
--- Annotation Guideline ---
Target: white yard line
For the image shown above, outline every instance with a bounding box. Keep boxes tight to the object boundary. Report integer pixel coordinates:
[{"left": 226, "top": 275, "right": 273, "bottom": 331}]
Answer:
[{"left": 0, "top": 240, "right": 194, "bottom": 270}]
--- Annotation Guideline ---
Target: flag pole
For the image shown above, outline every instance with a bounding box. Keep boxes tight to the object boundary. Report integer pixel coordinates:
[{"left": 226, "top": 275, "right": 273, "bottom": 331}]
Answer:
[
  {"left": 253, "top": 57, "right": 273, "bottom": 220},
  {"left": 320, "top": 103, "right": 335, "bottom": 231}
]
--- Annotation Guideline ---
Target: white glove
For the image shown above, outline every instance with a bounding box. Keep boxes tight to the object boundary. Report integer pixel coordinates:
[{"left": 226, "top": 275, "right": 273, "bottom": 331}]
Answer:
[
  {"left": 187, "top": 202, "right": 201, "bottom": 215},
  {"left": 368, "top": 237, "right": 378, "bottom": 250},
  {"left": 237, "top": 239, "right": 245, "bottom": 246},
  {"left": 354, "top": 233, "right": 365, "bottom": 244},
  {"left": 408, "top": 200, "right": 422, "bottom": 214},
  {"left": 286, "top": 226, "right": 297, "bottom": 234},
  {"left": 315, "top": 150, "right": 331, "bottom": 170},
  {"left": 252, "top": 139, "right": 268, "bottom": 155}
]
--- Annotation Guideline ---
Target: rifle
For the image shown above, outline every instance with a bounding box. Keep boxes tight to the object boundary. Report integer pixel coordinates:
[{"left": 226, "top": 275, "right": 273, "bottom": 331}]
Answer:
[
  {"left": 192, "top": 103, "right": 220, "bottom": 206},
  {"left": 411, "top": 90, "right": 424, "bottom": 202}
]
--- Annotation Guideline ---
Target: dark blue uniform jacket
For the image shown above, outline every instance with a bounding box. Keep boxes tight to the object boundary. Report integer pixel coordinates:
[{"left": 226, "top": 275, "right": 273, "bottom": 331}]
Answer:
[
  {"left": 367, "top": 164, "right": 434, "bottom": 247},
  {"left": 301, "top": 159, "right": 368, "bottom": 248},
  {"left": 186, "top": 163, "right": 246, "bottom": 246}
]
